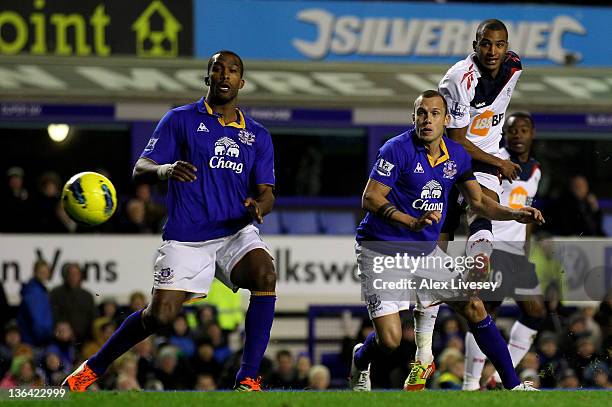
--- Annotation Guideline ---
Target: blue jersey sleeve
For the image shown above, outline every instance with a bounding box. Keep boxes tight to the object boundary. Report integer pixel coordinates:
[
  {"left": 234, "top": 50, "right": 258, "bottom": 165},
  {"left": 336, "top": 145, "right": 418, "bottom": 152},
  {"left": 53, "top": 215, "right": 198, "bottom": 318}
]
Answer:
[
  {"left": 456, "top": 147, "right": 476, "bottom": 184},
  {"left": 140, "top": 110, "right": 180, "bottom": 164},
  {"left": 368, "top": 140, "right": 406, "bottom": 189},
  {"left": 253, "top": 128, "right": 275, "bottom": 185}
]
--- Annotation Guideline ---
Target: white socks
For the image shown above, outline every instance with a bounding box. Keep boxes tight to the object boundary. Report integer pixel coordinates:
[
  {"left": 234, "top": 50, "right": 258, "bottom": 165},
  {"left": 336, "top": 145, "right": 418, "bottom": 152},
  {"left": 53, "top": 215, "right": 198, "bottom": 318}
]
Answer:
[
  {"left": 492, "top": 321, "right": 538, "bottom": 382},
  {"left": 464, "top": 321, "right": 538, "bottom": 387},
  {"left": 414, "top": 304, "right": 439, "bottom": 365},
  {"left": 466, "top": 229, "right": 494, "bottom": 259},
  {"left": 463, "top": 331, "right": 486, "bottom": 390}
]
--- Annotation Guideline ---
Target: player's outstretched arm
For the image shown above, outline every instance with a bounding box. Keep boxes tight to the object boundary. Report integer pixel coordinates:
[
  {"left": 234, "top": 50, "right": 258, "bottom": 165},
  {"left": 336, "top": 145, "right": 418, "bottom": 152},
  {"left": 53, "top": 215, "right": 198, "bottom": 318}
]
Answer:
[
  {"left": 133, "top": 157, "right": 197, "bottom": 184},
  {"left": 362, "top": 179, "right": 440, "bottom": 231},
  {"left": 447, "top": 127, "right": 521, "bottom": 182},
  {"left": 458, "top": 180, "right": 544, "bottom": 225},
  {"left": 244, "top": 184, "right": 275, "bottom": 224}
]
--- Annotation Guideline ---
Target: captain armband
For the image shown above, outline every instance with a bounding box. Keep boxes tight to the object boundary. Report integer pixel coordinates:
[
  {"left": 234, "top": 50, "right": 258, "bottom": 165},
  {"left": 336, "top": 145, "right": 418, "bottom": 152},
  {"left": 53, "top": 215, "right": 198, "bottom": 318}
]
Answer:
[
  {"left": 376, "top": 203, "right": 398, "bottom": 221},
  {"left": 457, "top": 169, "right": 475, "bottom": 184}
]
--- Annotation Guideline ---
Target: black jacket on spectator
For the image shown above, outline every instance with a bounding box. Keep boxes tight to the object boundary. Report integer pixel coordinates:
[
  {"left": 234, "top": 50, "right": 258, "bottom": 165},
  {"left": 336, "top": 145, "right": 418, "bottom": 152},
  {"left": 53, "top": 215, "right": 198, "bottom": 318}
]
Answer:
[{"left": 50, "top": 285, "right": 96, "bottom": 343}]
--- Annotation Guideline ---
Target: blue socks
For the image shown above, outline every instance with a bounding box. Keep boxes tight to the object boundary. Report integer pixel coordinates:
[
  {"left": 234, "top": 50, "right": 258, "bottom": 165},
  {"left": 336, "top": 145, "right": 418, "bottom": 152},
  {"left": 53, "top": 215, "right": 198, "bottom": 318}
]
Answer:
[
  {"left": 354, "top": 331, "right": 379, "bottom": 371},
  {"left": 88, "top": 309, "right": 153, "bottom": 376},
  {"left": 236, "top": 294, "right": 276, "bottom": 382},
  {"left": 469, "top": 315, "right": 520, "bottom": 389}
]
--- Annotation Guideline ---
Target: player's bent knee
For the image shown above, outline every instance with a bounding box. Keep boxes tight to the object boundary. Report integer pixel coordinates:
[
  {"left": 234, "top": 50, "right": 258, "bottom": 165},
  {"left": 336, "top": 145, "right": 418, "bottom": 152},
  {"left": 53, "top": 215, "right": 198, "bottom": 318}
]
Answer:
[
  {"left": 252, "top": 266, "right": 277, "bottom": 292},
  {"left": 377, "top": 330, "right": 401, "bottom": 352}
]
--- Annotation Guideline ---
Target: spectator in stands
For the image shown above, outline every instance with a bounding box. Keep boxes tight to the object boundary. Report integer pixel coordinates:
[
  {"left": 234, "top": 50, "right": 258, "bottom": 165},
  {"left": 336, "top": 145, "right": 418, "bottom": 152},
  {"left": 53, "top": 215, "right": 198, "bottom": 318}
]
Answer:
[
  {"left": 267, "top": 349, "right": 298, "bottom": 389},
  {"left": 121, "top": 291, "right": 147, "bottom": 323},
  {"left": 433, "top": 316, "right": 464, "bottom": 355},
  {"left": 133, "top": 182, "right": 166, "bottom": 233},
  {"left": 46, "top": 321, "right": 76, "bottom": 372},
  {"left": 541, "top": 282, "right": 573, "bottom": 335},
  {"left": 34, "top": 171, "right": 73, "bottom": 233},
  {"left": 98, "top": 298, "right": 121, "bottom": 327},
  {"left": 554, "top": 175, "right": 605, "bottom": 236},
  {"left": 82, "top": 320, "right": 117, "bottom": 360},
  {"left": 536, "top": 331, "right": 567, "bottom": 388},
  {"left": 581, "top": 306, "right": 603, "bottom": 350},
  {"left": 308, "top": 364, "right": 330, "bottom": 390},
  {"left": 193, "top": 304, "right": 218, "bottom": 341},
  {"left": 153, "top": 345, "right": 192, "bottom": 390},
  {"left": 530, "top": 233, "right": 565, "bottom": 296},
  {"left": 119, "top": 199, "right": 153, "bottom": 234},
  {"left": 0, "top": 322, "right": 22, "bottom": 379},
  {"left": 558, "top": 368, "right": 580, "bottom": 389},
  {"left": 0, "top": 356, "right": 43, "bottom": 388},
  {"left": 583, "top": 361, "right": 611, "bottom": 389},
  {"left": 2, "top": 166, "right": 31, "bottom": 232},
  {"left": 207, "top": 323, "right": 231, "bottom": 364},
  {"left": 194, "top": 373, "right": 217, "bottom": 390},
  {"left": 17, "top": 260, "right": 54, "bottom": 347},
  {"left": 295, "top": 353, "right": 311, "bottom": 389},
  {"left": 0, "top": 283, "right": 10, "bottom": 336},
  {"left": 434, "top": 348, "right": 464, "bottom": 390},
  {"left": 169, "top": 313, "right": 195, "bottom": 358},
  {"left": 114, "top": 354, "right": 141, "bottom": 391},
  {"left": 50, "top": 263, "right": 97, "bottom": 344},
  {"left": 594, "top": 293, "right": 611, "bottom": 352},
  {"left": 517, "top": 351, "right": 540, "bottom": 378},
  {"left": 133, "top": 337, "right": 156, "bottom": 388},
  {"left": 560, "top": 314, "right": 591, "bottom": 357},
  {"left": 41, "top": 350, "right": 65, "bottom": 386},
  {"left": 569, "top": 337, "right": 599, "bottom": 383},
  {"left": 190, "top": 340, "right": 222, "bottom": 382}
]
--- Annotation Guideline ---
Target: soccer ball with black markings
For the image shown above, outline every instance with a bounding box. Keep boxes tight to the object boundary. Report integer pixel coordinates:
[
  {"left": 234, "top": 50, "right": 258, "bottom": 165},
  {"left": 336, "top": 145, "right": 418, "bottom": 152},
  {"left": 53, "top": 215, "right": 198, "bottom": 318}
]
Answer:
[{"left": 61, "top": 172, "right": 117, "bottom": 226}]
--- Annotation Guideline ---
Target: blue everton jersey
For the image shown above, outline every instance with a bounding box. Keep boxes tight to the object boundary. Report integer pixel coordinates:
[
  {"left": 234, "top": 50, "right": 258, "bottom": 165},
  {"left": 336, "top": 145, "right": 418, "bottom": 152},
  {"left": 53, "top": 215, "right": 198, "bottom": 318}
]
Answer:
[
  {"left": 141, "top": 98, "right": 275, "bottom": 242},
  {"left": 356, "top": 128, "right": 474, "bottom": 250}
]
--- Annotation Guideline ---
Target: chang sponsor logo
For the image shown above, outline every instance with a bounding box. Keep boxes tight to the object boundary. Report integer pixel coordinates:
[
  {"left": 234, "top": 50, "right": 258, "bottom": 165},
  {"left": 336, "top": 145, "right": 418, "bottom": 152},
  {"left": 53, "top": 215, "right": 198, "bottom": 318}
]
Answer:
[
  {"left": 210, "top": 136, "right": 243, "bottom": 174},
  {"left": 413, "top": 180, "right": 444, "bottom": 211}
]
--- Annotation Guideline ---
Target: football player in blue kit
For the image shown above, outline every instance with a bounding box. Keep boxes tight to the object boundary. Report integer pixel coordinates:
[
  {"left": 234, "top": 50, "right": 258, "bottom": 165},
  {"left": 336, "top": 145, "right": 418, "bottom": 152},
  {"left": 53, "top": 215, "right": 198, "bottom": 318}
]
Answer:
[
  {"left": 64, "top": 51, "right": 276, "bottom": 392},
  {"left": 349, "top": 90, "right": 542, "bottom": 392},
  {"left": 408, "top": 19, "right": 527, "bottom": 389}
]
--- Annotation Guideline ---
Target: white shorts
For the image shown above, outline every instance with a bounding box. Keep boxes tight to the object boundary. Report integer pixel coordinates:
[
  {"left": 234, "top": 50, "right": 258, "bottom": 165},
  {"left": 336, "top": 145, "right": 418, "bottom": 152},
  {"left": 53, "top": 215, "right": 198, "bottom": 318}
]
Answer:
[
  {"left": 474, "top": 171, "right": 503, "bottom": 197},
  {"left": 356, "top": 243, "right": 458, "bottom": 320},
  {"left": 153, "top": 224, "right": 272, "bottom": 298}
]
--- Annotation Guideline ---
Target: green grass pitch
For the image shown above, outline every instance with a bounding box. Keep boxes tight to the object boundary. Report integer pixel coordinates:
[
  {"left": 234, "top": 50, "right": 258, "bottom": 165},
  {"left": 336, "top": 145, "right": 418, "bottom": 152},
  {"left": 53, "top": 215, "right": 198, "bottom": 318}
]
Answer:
[{"left": 5, "top": 390, "right": 609, "bottom": 407}]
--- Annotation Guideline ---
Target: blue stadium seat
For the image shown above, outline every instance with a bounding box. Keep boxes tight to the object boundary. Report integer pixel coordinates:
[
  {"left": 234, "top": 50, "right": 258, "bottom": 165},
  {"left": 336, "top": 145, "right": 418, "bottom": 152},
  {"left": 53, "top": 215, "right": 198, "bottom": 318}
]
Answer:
[
  {"left": 255, "top": 211, "right": 282, "bottom": 235},
  {"left": 280, "top": 210, "right": 320, "bottom": 234},
  {"left": 603, "top": 214, "right": 612, "bottom": 237},
  {"left": 319, "top": 211, "right": 356, "bottom": 235},
  {"left": 320, "top": 352, "right": 350, "bottom": 387}
]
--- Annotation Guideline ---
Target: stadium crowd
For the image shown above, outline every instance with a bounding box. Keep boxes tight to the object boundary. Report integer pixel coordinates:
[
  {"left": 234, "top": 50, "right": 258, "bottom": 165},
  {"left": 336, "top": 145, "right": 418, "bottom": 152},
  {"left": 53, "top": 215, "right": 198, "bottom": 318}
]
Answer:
[
  {"left": 1, "top": 166, "right": 609, "bottom": 237},
  {"left": 0, "top": 257, "right": 609, "bottom": 390},
  {"left": 1, "top": 163, "right": 610, "bottom": 390}
]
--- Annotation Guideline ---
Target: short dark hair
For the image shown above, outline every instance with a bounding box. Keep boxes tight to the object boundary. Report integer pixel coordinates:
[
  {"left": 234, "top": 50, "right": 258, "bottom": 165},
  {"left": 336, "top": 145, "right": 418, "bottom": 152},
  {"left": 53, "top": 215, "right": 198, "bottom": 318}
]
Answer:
[
  {"left": 476, "top": 19, "right": 508, "bottom": 42},
  {"left": 507, "top": 111, "right": 535, "bottom": 128},
  {"left": 416, "top": 89, "right": 448, "bottom": 114},
  {"left": 207, "top": 50, "right": 244, "bottom": 77}
]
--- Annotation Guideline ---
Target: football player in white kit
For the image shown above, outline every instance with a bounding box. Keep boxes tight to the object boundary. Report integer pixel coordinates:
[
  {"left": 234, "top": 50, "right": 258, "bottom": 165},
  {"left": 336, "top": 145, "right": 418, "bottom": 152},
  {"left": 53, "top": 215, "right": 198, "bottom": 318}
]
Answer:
[
  {"left": 406, "top": 19, "right": 526, "bottom": 390},
  {"left": 463, "top": 112, "right": 546, "bottom": 390}
]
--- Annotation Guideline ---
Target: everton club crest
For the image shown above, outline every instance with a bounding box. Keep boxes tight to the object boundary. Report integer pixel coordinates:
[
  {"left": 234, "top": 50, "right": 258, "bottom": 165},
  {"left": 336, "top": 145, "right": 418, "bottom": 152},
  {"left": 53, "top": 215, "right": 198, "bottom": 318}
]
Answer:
[{"left": 443, "top": 160, "right": 457, "bottom": 179}]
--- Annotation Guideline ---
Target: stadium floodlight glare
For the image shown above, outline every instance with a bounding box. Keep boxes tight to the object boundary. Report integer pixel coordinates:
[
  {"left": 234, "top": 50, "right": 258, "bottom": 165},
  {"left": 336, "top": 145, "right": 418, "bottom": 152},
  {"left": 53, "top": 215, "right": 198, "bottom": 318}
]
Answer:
[{"left": 48, "top": 123, "right": 70, "bottom": 142}]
